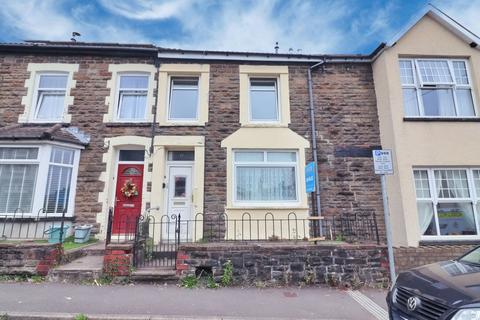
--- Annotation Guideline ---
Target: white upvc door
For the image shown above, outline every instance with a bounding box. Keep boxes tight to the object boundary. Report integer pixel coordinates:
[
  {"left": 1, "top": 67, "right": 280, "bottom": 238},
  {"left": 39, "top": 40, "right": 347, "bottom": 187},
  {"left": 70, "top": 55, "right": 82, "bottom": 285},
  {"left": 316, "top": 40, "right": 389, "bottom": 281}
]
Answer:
[{"left": 164, "top": 165, "right": 193, "bottom": 241}]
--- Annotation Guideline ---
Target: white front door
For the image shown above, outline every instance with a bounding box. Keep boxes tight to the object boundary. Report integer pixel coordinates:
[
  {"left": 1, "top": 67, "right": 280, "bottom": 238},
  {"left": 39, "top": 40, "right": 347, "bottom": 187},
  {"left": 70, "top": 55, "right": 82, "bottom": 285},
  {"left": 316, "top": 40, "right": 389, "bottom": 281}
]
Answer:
[{"left": 165, "top": 165, "right": 193, "bottom": 241}]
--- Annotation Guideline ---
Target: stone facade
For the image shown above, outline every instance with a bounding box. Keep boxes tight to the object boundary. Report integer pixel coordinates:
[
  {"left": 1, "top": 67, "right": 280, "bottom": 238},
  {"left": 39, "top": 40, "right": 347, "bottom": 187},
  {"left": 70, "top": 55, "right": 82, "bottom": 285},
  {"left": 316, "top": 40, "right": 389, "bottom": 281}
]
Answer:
[
  {"left": 177, "top": 242, "right": 389, "bottom": 287},
  {"left": 394, "top": 244, "right": 476, "bottom": 273},
  {"left": 0, "top": 49, "right": 384, "bottom": 241},
  {"left": 0, "top": 242, "right": 62, "bottom": 275}
]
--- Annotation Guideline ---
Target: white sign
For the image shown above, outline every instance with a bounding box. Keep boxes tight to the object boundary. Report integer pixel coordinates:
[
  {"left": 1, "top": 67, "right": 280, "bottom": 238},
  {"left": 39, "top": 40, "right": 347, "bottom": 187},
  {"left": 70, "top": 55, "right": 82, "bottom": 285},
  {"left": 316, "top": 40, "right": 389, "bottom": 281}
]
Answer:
[{"left": 372, "top": 149, "right": 393, "bottom": 175}]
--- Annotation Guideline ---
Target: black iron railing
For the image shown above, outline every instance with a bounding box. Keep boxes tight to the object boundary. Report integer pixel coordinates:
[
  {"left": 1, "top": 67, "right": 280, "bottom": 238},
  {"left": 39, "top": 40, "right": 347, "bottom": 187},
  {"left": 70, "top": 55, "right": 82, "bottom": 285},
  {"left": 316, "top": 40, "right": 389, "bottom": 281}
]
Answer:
[
  {"left": 107, "top": 210, "right": 379, "bottom": 244},
  {"left": 108, "top": 210, "right": 380, "bottom": 269},
  {"left": 0, "top": 208, "right": 68, "bottom": 241}
]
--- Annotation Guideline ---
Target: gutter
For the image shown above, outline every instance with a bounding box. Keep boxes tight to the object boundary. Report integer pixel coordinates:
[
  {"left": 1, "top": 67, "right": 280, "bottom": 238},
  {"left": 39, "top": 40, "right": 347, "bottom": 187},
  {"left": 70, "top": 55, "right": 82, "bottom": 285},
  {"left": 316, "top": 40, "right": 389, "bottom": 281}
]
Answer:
[
  {"left": 157, "top": 51, "right": 372, "bottom": 63},
  {"left": 307, "top": 59, "right": 326, "bottom": 238}
]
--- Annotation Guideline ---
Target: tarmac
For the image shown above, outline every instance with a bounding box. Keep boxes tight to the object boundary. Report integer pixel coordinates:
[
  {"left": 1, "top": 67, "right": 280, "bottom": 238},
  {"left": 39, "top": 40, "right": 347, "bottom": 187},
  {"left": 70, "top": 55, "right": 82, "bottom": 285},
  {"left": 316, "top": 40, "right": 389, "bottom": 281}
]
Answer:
[{"left": 0, "top": 282, "right": 389, "bottom": 320}]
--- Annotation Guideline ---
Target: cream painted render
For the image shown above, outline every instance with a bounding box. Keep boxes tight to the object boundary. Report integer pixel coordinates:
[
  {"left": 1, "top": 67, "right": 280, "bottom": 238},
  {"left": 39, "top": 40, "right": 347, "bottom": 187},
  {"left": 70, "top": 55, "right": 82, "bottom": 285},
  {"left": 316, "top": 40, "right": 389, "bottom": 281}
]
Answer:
[
  {"left": 239, "top": 65, "right": 291, "bottom": 127},
  {"left": 221, "top": 127, "right": 310, "bottom": 235},
  {"left": 157, "top": 64, "right": 210, "bottom": 126},
  {"left": 103, "top": 64, "right": 157, "bottom": 123},
  {"left": 373, "top": 14, "right": 480, "bottom": 246},
  {"left": 96, "top": 136, "right": 152, "bottom": 238},
  {"left": 96, "top": 135, "right": 205, "bottom": 240},
  {"left": 19, "top": 63, "right": 79, "bottom": 123}
]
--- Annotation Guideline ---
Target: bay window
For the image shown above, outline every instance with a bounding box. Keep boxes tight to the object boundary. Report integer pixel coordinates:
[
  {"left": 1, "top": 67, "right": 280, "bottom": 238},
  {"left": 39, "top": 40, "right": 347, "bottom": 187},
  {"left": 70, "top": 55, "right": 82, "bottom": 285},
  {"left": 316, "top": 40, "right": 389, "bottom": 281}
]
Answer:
[
  {"left": 399, "top": 59, "right": 476, "bottom": 117},
  {"left": 0, "top": 145, "right": 79, "bottom": 216},
  {"left": 414, "top": 168, "right": 480, "bottom": 239},
  {"left": 234, "top": 150, "right": 298, "bottom": 205}
]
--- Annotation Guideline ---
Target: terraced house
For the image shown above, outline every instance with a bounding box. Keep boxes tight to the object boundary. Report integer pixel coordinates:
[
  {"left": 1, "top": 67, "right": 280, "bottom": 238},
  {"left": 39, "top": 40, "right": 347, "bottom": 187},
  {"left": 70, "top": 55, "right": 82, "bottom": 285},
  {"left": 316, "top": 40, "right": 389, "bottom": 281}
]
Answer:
[{"left": 2, "top": 6, "right": 479, "bottom": 284}]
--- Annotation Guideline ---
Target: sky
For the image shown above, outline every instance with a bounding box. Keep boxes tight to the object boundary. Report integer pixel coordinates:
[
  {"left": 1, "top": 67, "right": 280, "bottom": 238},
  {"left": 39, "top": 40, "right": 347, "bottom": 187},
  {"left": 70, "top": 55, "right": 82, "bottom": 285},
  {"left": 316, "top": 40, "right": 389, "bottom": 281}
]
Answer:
[{"left": 0, "top": 0, "right": 479, "bottom": 55}]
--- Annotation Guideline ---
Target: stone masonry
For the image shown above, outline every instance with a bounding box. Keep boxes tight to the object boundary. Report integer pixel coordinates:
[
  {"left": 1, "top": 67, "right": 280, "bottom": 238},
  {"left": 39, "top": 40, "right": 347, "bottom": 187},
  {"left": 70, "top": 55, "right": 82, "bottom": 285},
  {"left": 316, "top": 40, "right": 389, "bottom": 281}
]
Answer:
[
  {"left": 0, "top": 242, "right": 62, "bottom": 276},
  {"left": 0, "top": 50, "right": 385, "bottom": 239},
  {"left": 177, "top": 242, "right": 389, "bottom": 287}
]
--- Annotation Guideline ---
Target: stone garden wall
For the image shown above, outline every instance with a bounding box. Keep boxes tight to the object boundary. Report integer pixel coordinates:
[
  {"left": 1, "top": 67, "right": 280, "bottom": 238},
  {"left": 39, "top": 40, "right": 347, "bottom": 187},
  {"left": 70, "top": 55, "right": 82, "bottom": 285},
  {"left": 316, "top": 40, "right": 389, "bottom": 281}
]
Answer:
[
  {"left": 0, "top": 242, "right": 62, "bottom": 276},
  {"left": 177, "top": 242, "right": 389, "bottom": 288}
]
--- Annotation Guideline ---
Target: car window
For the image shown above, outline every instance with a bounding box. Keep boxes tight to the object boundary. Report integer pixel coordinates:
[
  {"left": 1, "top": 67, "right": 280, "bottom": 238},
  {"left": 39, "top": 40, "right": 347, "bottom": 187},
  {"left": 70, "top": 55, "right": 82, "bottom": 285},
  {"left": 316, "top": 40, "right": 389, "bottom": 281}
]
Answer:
[{"left": 459, "top": 247, "right": 480, "bottom": 265}]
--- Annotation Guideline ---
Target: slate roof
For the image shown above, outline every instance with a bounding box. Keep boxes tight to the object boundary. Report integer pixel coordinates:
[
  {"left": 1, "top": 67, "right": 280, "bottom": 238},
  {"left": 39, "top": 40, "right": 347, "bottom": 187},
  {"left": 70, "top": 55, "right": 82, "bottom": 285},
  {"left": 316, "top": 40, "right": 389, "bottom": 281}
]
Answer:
[{"left": 0, "top": 124, "right": 90, "bottom": 146}]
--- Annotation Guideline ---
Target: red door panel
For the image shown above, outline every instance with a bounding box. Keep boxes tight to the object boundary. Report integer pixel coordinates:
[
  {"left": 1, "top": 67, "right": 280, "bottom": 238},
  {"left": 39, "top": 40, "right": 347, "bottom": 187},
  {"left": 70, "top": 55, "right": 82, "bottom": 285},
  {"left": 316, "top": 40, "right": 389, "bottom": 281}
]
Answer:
[{"left": 112, "top": 164, "right": 144, "bottom": 234}]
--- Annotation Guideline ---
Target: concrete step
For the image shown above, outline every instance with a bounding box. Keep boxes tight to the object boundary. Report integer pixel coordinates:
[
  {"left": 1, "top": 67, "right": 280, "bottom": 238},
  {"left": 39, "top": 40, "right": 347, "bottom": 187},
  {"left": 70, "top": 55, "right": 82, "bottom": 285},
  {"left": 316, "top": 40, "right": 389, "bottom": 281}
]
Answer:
[
  {"left": 131, "top": 268, "right": 179, "bottom": 283},
  {"left": 61, "top": 241, "right": 105, "bottom": 265},
  {"left": 49, "top": 255, "right": 103, "bottom": 283}
]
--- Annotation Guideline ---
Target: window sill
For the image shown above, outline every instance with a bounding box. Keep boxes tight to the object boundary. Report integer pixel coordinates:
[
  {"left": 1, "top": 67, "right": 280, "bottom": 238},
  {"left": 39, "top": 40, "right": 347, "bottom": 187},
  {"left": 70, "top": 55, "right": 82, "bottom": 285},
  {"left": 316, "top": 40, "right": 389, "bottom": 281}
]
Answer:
[
  {"left": 403, "top": 117, "right": 480, "bottom": 122},
  {"left": 0, "top": 216, "right": 75, "bottom": 222},
  {"left": 226, "top": 206, "right": 309, "bottom": 211},
  {"left": 105, "top": 122, "right": 152, "bottom": 127},
  {"left": 420, "top": 239, "right": 480, "bottom": 246},
  {"left": 159, "top": 122, "right": 206, "bottom": 127},
  {"left": 241, "top": 123, "right": 289, "bottom": 128}
]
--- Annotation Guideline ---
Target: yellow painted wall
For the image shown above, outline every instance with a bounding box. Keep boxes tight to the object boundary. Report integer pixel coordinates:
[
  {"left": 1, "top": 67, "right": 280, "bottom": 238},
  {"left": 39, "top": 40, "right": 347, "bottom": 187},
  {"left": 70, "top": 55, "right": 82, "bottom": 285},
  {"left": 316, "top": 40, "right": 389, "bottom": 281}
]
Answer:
[
  {"left": 221, "top": 127, "right": 310, "bottom": 240},
  {"left": 373, "top": 14, "right": 480, "bottom": 246}
]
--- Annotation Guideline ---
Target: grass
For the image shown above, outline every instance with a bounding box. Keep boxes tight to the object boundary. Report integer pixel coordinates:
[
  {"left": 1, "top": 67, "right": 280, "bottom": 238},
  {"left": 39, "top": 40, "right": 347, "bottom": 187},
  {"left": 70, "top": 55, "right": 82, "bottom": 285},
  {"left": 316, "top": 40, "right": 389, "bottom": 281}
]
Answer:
[
  {"left": 62, "top": 237, "right": 98, "bottom": 251},
  {"left": 30, "top": 236, "right": 98, "bottom": 251}
]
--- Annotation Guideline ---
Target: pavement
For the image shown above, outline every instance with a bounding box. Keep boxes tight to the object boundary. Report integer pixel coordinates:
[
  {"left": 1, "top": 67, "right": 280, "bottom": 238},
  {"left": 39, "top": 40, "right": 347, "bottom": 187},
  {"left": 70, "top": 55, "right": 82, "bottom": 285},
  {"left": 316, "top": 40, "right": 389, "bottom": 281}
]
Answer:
[{"left": 0, "top": 282, "right": 389, "bottom": 320}]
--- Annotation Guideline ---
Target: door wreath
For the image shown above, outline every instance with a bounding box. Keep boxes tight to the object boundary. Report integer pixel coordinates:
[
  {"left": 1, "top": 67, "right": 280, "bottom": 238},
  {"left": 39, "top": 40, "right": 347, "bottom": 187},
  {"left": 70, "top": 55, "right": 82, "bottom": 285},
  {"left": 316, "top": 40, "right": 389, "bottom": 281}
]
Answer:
[{"left": 120, "top": 180, "right": 139, "bottom": 198}]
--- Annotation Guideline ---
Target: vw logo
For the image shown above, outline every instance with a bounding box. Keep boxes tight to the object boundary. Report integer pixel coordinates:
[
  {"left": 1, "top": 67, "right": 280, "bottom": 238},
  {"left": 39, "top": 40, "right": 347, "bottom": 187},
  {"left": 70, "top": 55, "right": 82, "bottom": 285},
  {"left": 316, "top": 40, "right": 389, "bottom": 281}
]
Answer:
[{"left": 407, "top": 296, "right": 421, "bottom": 311}]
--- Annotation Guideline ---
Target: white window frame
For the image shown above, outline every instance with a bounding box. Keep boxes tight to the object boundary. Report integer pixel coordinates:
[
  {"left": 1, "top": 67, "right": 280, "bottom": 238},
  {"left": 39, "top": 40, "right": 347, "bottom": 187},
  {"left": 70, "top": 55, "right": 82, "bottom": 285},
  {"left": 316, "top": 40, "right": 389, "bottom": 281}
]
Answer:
[
  {"left": 115, "top": 73, "right": 149, "bottom": 122},
  {"left": 31, "top": 72, "right": 69, "bottom": 123},
  {"left": 400, "top": 58, "right": 477, "bottom": 118},
  {"left": 0, "top": 143, "right": 81, "bottom": 217},
  {"left": 167, "top": 76, "right": 200, "bottom": 122},
  {"left": 248, "top": 77, "right": 281, "bottom": 123},
  {"left": 233, "top": 149, "right": 299, "bottom": 207},
  {"left": 413, "top": 167, "right": 480, "bottom": 241}
]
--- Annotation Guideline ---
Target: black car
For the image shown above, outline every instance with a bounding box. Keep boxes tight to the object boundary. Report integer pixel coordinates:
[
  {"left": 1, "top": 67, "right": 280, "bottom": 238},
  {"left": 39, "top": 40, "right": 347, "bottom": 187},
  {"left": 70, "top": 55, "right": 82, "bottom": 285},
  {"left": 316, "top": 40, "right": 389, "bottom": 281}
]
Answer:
[{"left": 387, "top": 246, "right": 480, "bottom": 320}]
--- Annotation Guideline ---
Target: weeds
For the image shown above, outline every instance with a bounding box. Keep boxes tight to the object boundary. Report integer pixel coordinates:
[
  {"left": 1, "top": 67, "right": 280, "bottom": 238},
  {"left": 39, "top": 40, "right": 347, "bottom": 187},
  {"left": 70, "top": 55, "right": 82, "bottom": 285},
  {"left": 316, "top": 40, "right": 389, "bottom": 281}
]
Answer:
[
  {"left": 206, "top": 275, "right": 219, "bottom": 289},
  {"left": 0, "top": 313, "right": 8, "bottom": 320},
  {"left": 74, "top": 314, "right": 88, "bottom": 320},
  {"left": 221, "top": 260, "right": 234, "bottom": 286},
  {"left": 181, "top": 275, "right": 199, "bottom": 288}
]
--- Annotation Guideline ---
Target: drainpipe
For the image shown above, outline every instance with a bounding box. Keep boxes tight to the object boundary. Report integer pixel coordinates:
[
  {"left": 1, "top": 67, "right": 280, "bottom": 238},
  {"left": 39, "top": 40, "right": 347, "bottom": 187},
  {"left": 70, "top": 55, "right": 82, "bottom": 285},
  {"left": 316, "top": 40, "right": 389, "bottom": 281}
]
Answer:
[
  {"left": 150, "top": 56, "right": 161, "bottom": 155},
  {"left": 307, "top": 59, "right": 326, "bottom": 237}
]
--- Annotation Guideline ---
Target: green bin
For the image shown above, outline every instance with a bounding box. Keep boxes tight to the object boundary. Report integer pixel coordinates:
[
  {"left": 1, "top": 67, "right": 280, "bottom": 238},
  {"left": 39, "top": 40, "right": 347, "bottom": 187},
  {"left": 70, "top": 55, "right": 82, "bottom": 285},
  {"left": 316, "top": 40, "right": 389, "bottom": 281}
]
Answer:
[{"left": 44, "top": 226, "right": 69, "bottom": 244}]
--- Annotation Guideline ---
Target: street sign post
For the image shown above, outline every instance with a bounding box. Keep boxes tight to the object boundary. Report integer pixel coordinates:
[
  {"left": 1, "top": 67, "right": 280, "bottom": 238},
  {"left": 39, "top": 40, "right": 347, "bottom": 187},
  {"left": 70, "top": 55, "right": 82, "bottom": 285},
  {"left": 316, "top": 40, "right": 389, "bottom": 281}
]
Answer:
[
  {"left": 305, "top": 162, "right": 316, "bottom": 193},
  {"left": 372, "top": 149, "right": 396, "bottom": 283}
]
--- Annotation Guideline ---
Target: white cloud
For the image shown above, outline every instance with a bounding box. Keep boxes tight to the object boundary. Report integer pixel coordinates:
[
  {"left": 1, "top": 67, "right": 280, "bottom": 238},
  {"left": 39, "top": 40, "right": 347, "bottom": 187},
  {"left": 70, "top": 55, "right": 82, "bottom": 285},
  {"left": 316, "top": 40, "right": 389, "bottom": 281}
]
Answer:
[
  {"left": 436, "top": 0, "right": 480, "bottom": 37},
  {"left": 106, "top": 0, "right": 393, "bottom": 53},
  {"left": 0, "top": 0, "right": 413, "bottom": 53},
  {"left": 0, "top": 0, "right": 148, "bottom": 43},
  {"left": 97, "top": 0, "right": 194, "bottom": 20}
]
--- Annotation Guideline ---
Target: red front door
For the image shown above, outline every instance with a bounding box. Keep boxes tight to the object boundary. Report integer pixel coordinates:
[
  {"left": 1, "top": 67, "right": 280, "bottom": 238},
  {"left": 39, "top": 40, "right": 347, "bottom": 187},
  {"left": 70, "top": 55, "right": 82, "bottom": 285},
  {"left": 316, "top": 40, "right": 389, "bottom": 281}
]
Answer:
[{"left": 112, "top": 164, "right": 144, "bottom": 234}]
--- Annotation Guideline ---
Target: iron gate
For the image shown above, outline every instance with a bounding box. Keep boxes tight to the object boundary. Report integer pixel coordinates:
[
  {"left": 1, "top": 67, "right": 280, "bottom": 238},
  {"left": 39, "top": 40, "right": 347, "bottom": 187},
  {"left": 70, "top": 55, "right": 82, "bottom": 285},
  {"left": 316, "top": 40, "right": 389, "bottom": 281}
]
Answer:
[{"left": 133, "top": 214, "right": 181, "bottom": 268}]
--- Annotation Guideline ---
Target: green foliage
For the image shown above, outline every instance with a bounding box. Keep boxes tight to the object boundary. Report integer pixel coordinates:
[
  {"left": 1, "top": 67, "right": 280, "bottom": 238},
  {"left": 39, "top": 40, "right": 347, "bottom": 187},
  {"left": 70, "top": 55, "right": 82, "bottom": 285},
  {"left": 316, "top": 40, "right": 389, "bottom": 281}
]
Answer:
[
  {"left": 0, "top": 313, "right": 9, "bottom": 320},
  {"left": 62, "top": 237, "right": 98, "bottom": 251},
  {"left": 74, "top": 314, "right": 88, "bottom": 320},
  {"left": 335, "top": 234, "right": 345, "bottom": 242},
  {"left": 221, "top": 260, "right": 234, "bottom": 286},
  {"left": 206, "top": 275, "right": 219, "bottom": 289},
  {"left": 0, "top": 274, "right": 44, "bottom": 283},
  {"left": 181, "top": 275, "right": 199, "bottom": 288},
  {"left": 95, "top": 275, "right": 113, "bottom": 285},
  {"left": 29, "top": 275, "right": 45, "bottom": 283}
]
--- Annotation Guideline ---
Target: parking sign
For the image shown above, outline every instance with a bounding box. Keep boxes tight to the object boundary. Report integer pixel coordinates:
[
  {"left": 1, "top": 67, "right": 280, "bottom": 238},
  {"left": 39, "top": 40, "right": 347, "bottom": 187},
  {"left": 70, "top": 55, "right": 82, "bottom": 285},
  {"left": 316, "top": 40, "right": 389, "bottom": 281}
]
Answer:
[{"left": 372, "top": 149, "right": 393, "bottom": 175}]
